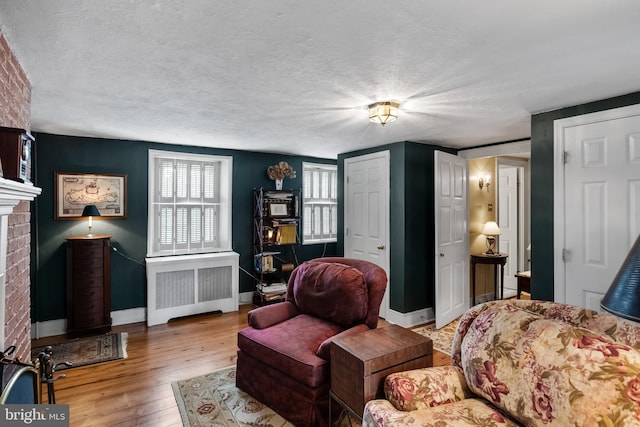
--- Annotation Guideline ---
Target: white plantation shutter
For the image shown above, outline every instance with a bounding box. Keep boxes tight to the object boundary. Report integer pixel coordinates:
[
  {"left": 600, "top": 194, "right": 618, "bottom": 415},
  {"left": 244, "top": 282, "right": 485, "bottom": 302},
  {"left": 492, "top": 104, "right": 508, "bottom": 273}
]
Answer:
[
  {"left": 148, "top": 150, "right": 232, "bottom": 256},
  {"left": 302, "top": 162, "right": 337, "bottom": 244}
]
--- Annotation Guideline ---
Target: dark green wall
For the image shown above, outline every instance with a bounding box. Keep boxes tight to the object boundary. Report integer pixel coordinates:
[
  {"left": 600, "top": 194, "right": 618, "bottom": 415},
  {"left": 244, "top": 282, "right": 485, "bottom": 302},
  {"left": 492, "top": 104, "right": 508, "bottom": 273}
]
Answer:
[
  {"left": 530, "top": 91, "right": 640, "bottom": 301},
  {"left": 338, "top": 141, "right": 455, "bottom": 314},
  {"left": 31, "top": 133, "right": 336, "bottom": 322}
]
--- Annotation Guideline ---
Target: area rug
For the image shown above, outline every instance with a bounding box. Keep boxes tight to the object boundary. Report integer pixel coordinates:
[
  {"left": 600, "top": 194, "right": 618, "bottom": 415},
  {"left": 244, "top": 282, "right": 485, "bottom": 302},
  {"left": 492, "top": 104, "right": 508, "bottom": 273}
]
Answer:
[
  {"left": 173, "top": 366, "right": 293, "bottom": 427},
  {"left": 31, "top": 333, "right": 127, "bottom": 369},
  {"left": 411, "top": 317, "right": 460, "bottom": 356},
  {"left": 173, "top": 367, "right": 361, "bottom": 427}
]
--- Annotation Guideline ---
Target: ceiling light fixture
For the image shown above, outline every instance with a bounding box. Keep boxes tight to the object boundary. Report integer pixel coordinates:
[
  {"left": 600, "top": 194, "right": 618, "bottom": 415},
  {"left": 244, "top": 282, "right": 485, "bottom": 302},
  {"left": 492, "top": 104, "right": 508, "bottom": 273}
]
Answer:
[{"left": 368, "top": 101, "right": 399, "bottom": 126}]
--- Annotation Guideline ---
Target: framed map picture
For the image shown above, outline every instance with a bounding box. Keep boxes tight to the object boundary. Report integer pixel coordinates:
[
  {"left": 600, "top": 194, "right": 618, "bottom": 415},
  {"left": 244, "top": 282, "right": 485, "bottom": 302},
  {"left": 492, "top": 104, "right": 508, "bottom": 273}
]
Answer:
[{"left": 55, "top": 172, "right": 127, "bottom": 219}]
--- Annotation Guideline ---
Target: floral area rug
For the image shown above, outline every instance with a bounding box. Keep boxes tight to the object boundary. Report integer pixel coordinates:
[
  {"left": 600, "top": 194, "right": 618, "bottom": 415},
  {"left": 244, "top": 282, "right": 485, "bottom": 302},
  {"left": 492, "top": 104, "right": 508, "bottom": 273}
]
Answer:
[
  {"left": 411, "top": 317, "right": 460, "bottom": 356},
  {"left": 173, "top": 366, "right": 293, "bottom": 427},
  {"left": 173, "top": 367, "right": 361, "bottom": 427},
  {"left": 31, "top": 333, "right": 127, "bottom": 368}
]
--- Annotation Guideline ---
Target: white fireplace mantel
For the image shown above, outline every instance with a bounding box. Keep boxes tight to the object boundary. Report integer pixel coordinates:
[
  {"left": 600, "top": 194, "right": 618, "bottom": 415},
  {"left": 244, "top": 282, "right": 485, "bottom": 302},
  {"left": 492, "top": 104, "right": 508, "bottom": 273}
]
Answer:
[
  {"left": 0, "top": 177, "right": 41, "bottom": 348},
  {"left": 0, "top": 177, "right": 42, "bottom": 213}
]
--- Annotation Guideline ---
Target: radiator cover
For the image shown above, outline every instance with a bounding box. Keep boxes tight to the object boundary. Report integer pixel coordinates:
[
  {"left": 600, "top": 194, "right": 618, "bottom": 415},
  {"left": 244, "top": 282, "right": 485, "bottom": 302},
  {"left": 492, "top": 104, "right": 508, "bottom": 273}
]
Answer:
[{"left": 146, "top": 252, "right": 239, "bottom": 326}]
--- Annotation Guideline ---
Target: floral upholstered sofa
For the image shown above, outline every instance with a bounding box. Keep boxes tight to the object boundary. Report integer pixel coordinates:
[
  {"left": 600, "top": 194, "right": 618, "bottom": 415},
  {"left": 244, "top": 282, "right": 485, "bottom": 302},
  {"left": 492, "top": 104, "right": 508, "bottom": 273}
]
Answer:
[{"left": 363, "top": 299, "right": 640, "bottom": 426}]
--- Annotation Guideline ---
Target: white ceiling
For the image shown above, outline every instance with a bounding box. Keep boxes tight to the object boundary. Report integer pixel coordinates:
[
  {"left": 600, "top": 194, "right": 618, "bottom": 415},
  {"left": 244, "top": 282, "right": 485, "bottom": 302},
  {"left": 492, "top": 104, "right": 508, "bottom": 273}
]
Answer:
[{"left": 1, "top": 1, "right": 639, "bottom": 159}]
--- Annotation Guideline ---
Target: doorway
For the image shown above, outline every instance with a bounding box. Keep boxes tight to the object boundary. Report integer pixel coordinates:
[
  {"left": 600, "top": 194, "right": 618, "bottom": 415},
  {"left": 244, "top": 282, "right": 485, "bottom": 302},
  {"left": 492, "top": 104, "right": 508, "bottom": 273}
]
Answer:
[
  {"left": 498, "top": 159, "right": 528, "bottom": 290},
  {"left": 460, "top": 141, "right": 531, "bottom": 303}
]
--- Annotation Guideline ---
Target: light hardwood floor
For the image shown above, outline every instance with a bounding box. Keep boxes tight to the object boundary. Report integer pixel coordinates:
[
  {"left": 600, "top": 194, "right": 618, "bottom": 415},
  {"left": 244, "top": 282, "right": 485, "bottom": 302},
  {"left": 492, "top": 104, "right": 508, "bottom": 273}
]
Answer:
[{"left": 31, "top": 305, "right": 451, "bottom": 427}]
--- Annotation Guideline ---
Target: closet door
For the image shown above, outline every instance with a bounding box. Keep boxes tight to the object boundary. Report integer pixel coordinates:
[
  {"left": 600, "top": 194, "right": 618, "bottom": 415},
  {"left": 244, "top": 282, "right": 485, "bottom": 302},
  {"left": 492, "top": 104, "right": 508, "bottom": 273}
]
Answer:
[{"left": 554, "top": 104, "right": 640, "bottom": 309}]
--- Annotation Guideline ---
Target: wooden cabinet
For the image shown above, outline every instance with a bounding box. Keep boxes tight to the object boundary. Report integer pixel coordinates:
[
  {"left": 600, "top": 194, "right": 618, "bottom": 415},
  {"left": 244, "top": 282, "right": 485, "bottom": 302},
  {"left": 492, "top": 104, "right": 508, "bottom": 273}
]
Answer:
[
  {"left": 66, "top": 235, "right": 112, "bottom": 337},
  {"left": 330, "top": 324, "right": 433, "bottom": 418}
]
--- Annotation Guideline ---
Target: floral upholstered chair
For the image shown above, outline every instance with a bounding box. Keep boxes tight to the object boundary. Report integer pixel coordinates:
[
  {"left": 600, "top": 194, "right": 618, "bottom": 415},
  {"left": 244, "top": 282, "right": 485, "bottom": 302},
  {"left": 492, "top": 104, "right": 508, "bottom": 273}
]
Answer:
[{"left": 364, "top": 299, "right": 640, "bottom": 426}]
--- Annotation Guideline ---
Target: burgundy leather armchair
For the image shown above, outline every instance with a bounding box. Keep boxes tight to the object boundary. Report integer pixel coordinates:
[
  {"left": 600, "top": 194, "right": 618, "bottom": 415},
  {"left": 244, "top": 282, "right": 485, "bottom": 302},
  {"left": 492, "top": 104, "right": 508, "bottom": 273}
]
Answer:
[{"left": 236, "top": 257, "right": 387, "bottom": 427}]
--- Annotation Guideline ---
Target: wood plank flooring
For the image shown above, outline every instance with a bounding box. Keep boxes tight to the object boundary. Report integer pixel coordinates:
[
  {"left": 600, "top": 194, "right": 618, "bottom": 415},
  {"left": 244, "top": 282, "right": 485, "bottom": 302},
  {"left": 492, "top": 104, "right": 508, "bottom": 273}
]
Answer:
[{"left": 31, "top": 305, "right": 451, "bottom": 427}]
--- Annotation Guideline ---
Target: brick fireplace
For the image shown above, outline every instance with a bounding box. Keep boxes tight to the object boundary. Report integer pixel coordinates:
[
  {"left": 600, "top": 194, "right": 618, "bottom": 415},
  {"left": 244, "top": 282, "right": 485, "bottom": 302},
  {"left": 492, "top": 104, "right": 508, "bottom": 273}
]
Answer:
[{"left": 0, "top": 31, "right": 39, "bottom": 361}]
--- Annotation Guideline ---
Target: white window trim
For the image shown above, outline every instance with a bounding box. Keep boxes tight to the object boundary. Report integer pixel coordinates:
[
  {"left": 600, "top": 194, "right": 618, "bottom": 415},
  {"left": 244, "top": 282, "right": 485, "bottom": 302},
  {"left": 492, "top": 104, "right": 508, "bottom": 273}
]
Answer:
[
  {"left": 147, "top": 149, "right": 233, "bottom": 257},
  {"left": 302, "top": 162, "right": 337, "bottom": 245}
]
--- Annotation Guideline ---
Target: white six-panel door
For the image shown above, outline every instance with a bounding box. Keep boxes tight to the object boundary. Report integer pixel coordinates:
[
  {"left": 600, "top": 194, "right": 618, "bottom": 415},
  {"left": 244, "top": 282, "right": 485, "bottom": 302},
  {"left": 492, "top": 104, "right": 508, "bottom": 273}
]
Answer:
[
  {"left": 435, "top": 151, "right": 469, "bottom": 328},
  {"left": 498, "top": 165, "right": 519, "bottom": 290},
  {"left": 344, "top": 151, "right": 390, "bottom": 319},
  {"left": 554, "top": 104, "right": 640, "bottom": 309}
]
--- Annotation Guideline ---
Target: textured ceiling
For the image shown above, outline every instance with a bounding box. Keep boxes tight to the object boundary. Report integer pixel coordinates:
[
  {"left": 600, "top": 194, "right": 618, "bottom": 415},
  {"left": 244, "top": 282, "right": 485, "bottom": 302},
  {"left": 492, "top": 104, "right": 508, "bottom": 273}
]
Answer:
[{"left": 1, "top": 1, "right": 640, "bottom": 159}]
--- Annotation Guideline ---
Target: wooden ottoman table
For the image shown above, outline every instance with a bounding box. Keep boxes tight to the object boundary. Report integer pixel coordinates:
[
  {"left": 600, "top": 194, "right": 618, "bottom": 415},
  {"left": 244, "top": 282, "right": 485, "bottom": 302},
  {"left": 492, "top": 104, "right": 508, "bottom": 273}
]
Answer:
[{"left": 330, "top": 323, "right": 433, "bottom": 422}]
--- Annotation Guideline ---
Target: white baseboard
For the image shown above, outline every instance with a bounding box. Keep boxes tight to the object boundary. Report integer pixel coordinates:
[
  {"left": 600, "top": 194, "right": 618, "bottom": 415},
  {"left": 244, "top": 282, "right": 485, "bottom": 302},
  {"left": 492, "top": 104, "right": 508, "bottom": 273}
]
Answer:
[
  {"left": 112, "top": 307, "right": 146, "bottom": 326},
  {"left": 31, "top": 307, "right": 147, "bottom": 339},
  {"left": 239, "top": 291, "right": 254, "bottom": 305},
  {"left": 383, "top": 307, "right": 434, "bottom": 328}
]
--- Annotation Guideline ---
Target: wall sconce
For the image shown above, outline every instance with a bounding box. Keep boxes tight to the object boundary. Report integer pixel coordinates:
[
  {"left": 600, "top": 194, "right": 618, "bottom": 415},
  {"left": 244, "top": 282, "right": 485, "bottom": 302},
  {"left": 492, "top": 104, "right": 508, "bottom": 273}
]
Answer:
[
  {"left": 482, "top": 221, "right": 501, "bottom": 255},
  {"left": 368, "top": 101, "right": 400, "bottom": 126},
  {"left": 81, "top": 204, "right": 101, "bottom": 237},
  {"left": 478, "top": 174, "right": 491, "bottom": 192}
]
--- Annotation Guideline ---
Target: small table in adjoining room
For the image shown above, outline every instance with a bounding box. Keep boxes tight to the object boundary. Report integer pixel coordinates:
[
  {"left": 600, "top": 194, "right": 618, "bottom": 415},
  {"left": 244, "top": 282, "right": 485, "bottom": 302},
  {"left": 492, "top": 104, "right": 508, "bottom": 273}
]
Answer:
[
  {"left": 515, "top": 270, "right": 531, "bottom": 299},
  {"left": 470, "top": 253, "right": 508, "bottom": 306},
  {"left": 329, "top": 324, "right": 433, "bottom": 423}
]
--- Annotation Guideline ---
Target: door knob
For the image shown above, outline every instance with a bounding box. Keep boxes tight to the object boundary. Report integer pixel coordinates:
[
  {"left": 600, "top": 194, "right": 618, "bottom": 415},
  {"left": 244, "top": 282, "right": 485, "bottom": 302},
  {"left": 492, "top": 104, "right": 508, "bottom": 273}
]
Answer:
[{"left": 377, "top": 244, "right": 385, "bottom": 250}]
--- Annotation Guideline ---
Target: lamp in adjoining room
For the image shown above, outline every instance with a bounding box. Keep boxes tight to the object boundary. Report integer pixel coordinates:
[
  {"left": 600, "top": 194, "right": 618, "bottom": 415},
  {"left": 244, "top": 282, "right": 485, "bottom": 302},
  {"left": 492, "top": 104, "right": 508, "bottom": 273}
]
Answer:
[
  {"left": 368, "top": 101, "right": 399, "bottom": 126},
  {"left": 482, "top": 221, "right": 501, "bottom": 255},
  {"left": 601, "top": 233, "right": 640, "bottom": 322},
  {"left": 81, "top": 204, "right": 101, "bottom": 237}
]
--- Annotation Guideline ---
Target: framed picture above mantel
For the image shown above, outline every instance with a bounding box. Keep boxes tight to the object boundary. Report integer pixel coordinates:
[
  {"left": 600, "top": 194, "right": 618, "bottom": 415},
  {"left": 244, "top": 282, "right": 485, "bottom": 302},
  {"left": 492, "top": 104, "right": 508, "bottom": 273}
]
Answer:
[{"left": 55, "top": 172, "right": 127, "bottom": 220}]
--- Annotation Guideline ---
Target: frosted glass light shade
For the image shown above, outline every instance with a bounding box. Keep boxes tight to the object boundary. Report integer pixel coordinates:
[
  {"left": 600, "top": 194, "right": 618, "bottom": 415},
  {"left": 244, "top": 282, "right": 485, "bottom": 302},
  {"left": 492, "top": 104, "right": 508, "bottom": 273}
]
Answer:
[{"left": 368, "top": 101, "right": 399, "bottom": 126}]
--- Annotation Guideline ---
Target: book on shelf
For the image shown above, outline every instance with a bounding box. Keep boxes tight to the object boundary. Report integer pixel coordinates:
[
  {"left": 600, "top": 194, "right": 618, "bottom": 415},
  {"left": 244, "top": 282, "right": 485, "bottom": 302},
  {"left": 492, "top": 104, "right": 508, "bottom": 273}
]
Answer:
[
  {"left": 276, "top": 224, "right": 297, "bottom": 244},
  {"left": 254, "top": 252, "right": 281, "bottom": 273},
  {"left": 258, "top": 284, "right": 287, "bottom": 295}
]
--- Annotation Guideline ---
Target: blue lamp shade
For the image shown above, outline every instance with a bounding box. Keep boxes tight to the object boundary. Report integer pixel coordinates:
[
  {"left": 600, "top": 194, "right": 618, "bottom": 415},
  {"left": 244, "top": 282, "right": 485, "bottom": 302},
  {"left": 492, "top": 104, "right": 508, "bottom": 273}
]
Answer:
[
  {"left": 81, "top": 205, "right": 101, "bottom": 217},
  {"left": 600, "top": 233, "right": 640, "bottom": 322}
]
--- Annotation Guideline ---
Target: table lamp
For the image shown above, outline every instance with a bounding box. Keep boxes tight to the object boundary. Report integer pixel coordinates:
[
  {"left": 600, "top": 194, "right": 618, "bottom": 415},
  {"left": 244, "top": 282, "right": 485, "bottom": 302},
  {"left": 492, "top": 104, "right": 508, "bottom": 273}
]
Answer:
[
  {"left": 600, "top": 233, "right": 640, "bottom": 322},
  {"left": 482, "top": 221, "right": 501, "bottom": 255},
  {"left": 81, "top": 204, "right": 101, "bottom": 237}
]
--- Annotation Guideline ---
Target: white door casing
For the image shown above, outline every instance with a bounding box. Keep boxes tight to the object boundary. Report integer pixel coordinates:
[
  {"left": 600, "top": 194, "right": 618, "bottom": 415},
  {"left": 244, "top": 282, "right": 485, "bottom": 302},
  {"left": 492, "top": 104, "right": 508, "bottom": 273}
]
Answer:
[
  {"left": 344, "top": 151, "right": 390, "bottom": 319},
  {"left": 498, "top": 165, "right": 519, "bottom": 290},
  {"left": 554, "top": 104, "right": 640, "bottom": 309},
  {"left": 435, "top": 151, "right": 469, "bottom": 328}
]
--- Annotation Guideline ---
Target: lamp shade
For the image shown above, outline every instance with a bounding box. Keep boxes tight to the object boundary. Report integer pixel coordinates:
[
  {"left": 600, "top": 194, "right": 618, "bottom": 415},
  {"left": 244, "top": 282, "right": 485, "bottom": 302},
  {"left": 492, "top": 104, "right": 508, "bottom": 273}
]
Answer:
[
  {"left": 601, "top": 233, "right": 640, "bottom": 322},
  {"left": 81, "top": 205, "right": 101, "bottom": 217},
  {"left": 482, "top": 221, "right": 501, "bottom": 236}
]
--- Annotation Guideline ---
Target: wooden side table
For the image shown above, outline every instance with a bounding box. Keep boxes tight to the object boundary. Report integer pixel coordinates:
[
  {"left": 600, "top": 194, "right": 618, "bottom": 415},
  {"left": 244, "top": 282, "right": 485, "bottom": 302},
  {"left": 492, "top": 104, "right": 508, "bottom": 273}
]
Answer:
[
  {"left": 470, "top": 253, "right": 508, "bottom": 305},
  {"left": 330, "top": 324, "right": 433, "bottom": 422},
  {"left": 515, "top": 270, "right": 531, "bottom": 298}
]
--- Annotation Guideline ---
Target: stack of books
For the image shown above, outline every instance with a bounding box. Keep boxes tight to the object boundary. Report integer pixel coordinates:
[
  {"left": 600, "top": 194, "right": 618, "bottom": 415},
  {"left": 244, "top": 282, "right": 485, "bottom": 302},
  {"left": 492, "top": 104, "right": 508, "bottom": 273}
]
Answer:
[{"left": 258, "top": 281, "right": 287, "bottom": 300}]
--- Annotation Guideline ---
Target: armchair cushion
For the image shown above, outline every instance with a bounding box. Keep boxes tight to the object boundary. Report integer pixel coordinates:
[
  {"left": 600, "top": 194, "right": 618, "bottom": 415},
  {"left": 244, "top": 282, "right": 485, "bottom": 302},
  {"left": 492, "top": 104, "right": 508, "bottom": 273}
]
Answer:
[
  {"left": 364, "top": 398, "right": 519, "bottom": 427},
  {"left": 237, "top": 314, "right": 344, "bottom": 388},
  {"left": 292, "top": 261, "right": 368, "bottom": 327},
  {"left": 384, "top": 366, "right": 472, "bottom": 411},
  {"left": 247, "top": 300, "right": 300, "bottom": 329}
]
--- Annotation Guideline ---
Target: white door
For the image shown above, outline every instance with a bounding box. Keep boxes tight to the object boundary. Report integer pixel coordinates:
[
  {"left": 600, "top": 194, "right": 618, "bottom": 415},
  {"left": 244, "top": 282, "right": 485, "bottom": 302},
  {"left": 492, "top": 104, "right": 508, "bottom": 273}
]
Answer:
[
  {"left": 435, "top": 151, "right": 469, "bottom": 328},
  {"left": 554, "top": 104, "right": 640, "bottom": 310},
  {"left": 344, "top": 151, "right": 390, "bottom": 318},
  {"left": 498, "top": 166, "right": 518, "bottom": 291}
]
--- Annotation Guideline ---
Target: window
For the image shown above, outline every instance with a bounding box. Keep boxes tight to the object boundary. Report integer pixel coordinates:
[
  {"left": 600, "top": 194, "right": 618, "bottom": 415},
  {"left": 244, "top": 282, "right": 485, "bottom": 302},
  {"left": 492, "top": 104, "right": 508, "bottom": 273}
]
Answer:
[
  {"left": 302, "top": 162, "right": 337, "bottom": 244},
  {"left": 147, "top": 150, "right": 232, "bottom": 256}
]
